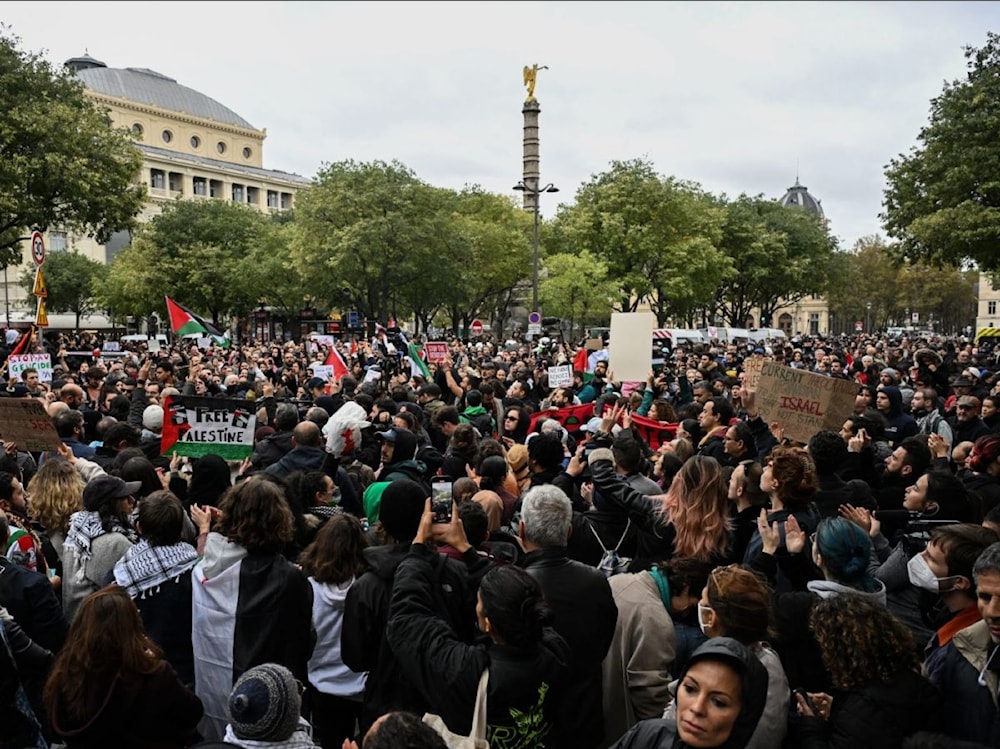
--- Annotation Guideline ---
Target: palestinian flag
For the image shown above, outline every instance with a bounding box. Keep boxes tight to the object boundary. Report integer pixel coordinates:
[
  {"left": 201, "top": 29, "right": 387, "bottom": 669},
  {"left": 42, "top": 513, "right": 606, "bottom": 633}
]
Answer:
[
  {"left": 8, "top": 326, "right": 35, "bottom": 358},
  {"left": 324, "top": 346, "right": 350, "bottom": 380},
  {"left": 165, "top": 296, "right": 223, "bottom": 337},
  {"left": 397, "top": 331, "right": 431, "bottom": 379}
]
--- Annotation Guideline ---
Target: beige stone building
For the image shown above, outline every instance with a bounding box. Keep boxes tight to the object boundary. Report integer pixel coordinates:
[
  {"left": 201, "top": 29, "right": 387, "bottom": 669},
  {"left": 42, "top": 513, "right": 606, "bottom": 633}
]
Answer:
[
  {"left": 975, "top": 271, "right": 1000, "bottom": 337},
  {"left": 3, "top": 53, "right": 310, "bottom": 323}
]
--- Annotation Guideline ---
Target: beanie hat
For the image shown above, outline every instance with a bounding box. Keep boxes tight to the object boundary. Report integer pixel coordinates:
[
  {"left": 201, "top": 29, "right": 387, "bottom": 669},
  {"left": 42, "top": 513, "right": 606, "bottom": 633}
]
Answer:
[
  {"left": 142, "top": 404, "right": 163, "bottom": 432},
  {"left": 378, "top": 479, "right": 427, "bottom": 542},
  {"left": 228, "top": 663, "right": 301, "bottom": 742}
]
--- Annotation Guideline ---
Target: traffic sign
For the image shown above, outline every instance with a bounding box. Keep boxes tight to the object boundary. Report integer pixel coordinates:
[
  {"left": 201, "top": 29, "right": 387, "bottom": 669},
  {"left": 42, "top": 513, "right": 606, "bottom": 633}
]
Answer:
[
  {"left": 347, "top": 310, "right": 360, "bottom": 329},
  {"left": 528, "top": 311, "right": 541, "bottom": 325},
  {"left": 854, "top": 320, "right": 863, "bottom": 332},
  {"left": 30, "top": 231, "right": 45, "bottom": 266},
  {"left": 35, "top": 297, "right": 48, "bottom": 327},
  {"left": 470, "top": 319, "right": 484, "bottom": 336},
  {"left": 32, "top": 268, "right": 47, "bottom": 298}
]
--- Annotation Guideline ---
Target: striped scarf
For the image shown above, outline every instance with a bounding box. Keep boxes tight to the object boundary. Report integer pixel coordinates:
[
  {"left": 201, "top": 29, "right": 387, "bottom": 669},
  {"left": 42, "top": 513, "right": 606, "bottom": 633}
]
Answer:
[{"left": 113, "top": 539, "right": 199, "bottom": 599}]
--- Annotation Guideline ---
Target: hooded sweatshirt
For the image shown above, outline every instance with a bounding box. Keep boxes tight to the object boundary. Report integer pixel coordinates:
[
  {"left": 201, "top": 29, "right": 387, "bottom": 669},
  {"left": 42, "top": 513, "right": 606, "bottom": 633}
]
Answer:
[
  {"left": 879, "top": 386, "right": 918, "bottom": 447},
  {"left": 307, "top": 576, "right": 367, "bottom": 698}
]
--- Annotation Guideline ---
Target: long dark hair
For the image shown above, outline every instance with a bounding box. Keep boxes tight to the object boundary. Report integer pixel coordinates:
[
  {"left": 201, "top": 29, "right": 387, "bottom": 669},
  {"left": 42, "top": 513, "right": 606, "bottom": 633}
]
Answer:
[
  {"left": 479, "top": 565, "right": 552, "bottom": 645},
  {"left": 44, "top": 585, "right": 163, "bottom": 722},
  {"left": 298, "top": 514, "right": 368, "bottom": 585}
]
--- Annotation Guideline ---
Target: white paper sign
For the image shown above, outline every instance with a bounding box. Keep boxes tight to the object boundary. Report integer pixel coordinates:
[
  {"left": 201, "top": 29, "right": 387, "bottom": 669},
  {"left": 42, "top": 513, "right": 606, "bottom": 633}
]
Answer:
[
  {"left": 8, "top": 354, "right": 52, "bottom": 383},
  {"left": 609, "top": 312, "right": 656, "bottom": 383},
  {"left": 547, "top": 365, "right": 573, "bottom": 388},
  {"left": 312, "top": 335, "right": 335, "bottom": 347},
  {"left": 148, "top": 338, "right": 161, "bottom": 353},
  {"left": 196, "top": 337, "right": 212, "bottom": 349},
  {"left": 309, "top": 364, "right": 334, "bottom": 381},
  {"left": 101, "top": 341, "right": 121, "bottom": 352}
]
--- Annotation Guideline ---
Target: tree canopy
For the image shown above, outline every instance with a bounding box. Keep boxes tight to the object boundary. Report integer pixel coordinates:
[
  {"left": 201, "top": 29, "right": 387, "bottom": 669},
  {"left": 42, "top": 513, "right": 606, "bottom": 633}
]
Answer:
[
  {"left": 882, "top": 32, "right": 1000, "bottom": 271},
  {"left": 0, "top": 28, "right": 146, "bottom": 268},
  {"left": 19, "top": 250, "right": 107, "bottom": 329}
]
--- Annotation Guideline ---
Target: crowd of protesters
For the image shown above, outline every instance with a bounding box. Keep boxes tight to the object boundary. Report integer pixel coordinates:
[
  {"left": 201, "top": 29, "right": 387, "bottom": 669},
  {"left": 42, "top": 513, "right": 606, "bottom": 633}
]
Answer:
[{"left": 1, "top": 323, "right": 1000, "bottom": 749}]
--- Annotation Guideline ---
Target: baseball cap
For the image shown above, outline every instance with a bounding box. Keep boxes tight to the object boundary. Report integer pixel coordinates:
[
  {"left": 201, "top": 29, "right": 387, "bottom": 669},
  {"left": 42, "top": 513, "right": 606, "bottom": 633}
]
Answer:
[
  {"left": 305, "top": 377, "right": 327, "bottom": 391},
  {"left": 82, "top": 476, "right": 143, "bottom": 511}
]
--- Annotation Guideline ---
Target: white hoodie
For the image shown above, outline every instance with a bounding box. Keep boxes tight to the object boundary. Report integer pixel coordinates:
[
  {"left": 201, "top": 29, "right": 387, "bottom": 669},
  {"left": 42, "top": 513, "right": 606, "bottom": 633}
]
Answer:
[{"left": 307, "top": 576, "right": 367, "bottom": 697}]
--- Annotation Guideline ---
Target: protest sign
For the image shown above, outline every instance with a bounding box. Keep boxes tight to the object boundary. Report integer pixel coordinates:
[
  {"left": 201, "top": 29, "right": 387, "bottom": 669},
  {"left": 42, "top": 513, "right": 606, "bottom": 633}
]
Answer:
[
  {"left": 754, "top": 362, "right": 858, "bottom": 444},
  {"left": 742, "top": 356, "right": 771, "bottom": 391},
  {"left": 101, "top": 341, "right": 121, "bottom": 353},
  {"left": 196, "top": 337, "right": 212, "bottom": 349},
  {"left": 309, "top": 364, "right": 334, "bottom": 381},
  {"left": 312, "top": 334, "right": 335, "bottom": 347},
  {"left": 425, "top": 341, "right": 449, "bottom": 363},
  {"left": 161, "top": 395, "right": 256, "bottom": 460},
  {"left": 547, "top": 365, "right": 573, "bottom": 388},
  {"left": 0, "top": 399, "right": 61, "bottom": 452},
  {"left": 8, "top": 354, "right": 52, "bottom": 383},
  {"left": 609, "top": 312, "right": 656, "bottom": 383}
]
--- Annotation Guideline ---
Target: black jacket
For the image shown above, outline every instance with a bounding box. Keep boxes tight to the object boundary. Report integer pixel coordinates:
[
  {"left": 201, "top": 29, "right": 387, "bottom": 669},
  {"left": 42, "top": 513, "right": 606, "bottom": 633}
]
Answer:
[
  {"left": 520, "top": 547, "right": 618, "bottom": 749},
  {"left": 388, "top": 543, "right": 573, "bottom": 748},
  {"left": 342, "top": 543, "right": 476, "bottom": 733},
  {"left": 813, "top": 473, "right": 877, "bottom": 519},
  {"left": 0, "top": 556, "right": 66, "bottom": 653},
  {"left": 791, "top": 669, "right": 943, "bottom": 748},
  {"left": 134, "top": 572, "right": 194, "bottom": 686},
  {"left": 250, "top": 430, "right": 294, "bottom": 470}
]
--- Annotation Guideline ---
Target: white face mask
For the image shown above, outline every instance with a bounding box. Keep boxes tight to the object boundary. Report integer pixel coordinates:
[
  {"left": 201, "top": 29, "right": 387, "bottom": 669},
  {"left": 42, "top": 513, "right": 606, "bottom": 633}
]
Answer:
[
  {"left": 906, "top": 552, "right": 964, "bottom": 593},
  {"left": 697, "top": 603, "right": 713, "bottom": 635}
]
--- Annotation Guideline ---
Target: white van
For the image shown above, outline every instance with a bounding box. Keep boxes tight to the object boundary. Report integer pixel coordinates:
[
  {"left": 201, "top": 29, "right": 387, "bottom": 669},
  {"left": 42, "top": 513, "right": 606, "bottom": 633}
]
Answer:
[
  {"left": 652, "top": 328, "right": 707, "bottom": 350},
  {"left": 699, "top": 327, "right": 752, "bottom": 345},
  {"left": 748, "top": 328, "right": 788, "bottom": 343}
]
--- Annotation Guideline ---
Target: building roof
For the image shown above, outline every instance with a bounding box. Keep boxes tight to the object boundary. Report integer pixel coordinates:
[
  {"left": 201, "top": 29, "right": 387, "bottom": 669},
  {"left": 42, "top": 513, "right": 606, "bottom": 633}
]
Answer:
[
  {"left": 137, "top": 143, "right": 312, "bottom": 186},
  {"left": 73, "top": 62, "right": 257, "bottom": 131},
  {"left": 779, "top": 178, "right": 824, "bottom": 216}
]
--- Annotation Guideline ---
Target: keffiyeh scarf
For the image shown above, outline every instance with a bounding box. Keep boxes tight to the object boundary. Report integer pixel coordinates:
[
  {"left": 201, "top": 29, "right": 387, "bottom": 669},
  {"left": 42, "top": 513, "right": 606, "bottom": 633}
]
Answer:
[
  {"left": 113, "top": 539, "right": 199, "bottom": 599},
  {"left": 65, "top": 510, "right": 139, "bottom": 566}
]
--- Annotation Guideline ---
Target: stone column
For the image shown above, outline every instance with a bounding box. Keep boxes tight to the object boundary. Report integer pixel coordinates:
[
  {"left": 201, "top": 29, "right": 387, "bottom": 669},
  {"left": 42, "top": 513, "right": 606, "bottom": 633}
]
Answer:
[{"left": 521, "top": 99, "right": 541, "bottom": 212}]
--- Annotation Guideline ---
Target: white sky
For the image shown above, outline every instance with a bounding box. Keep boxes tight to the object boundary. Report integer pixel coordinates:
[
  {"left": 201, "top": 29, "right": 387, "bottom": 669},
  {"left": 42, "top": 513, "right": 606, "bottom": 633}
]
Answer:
[{"left": 4, "top": 1, "right": 999, "bottom": 250}]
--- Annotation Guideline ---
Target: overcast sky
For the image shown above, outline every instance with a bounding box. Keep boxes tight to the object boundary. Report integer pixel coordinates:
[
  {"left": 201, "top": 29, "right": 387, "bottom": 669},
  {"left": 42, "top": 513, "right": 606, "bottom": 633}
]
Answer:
[{"left": 4, "top": 1, "right": 999, "bottom": 250}]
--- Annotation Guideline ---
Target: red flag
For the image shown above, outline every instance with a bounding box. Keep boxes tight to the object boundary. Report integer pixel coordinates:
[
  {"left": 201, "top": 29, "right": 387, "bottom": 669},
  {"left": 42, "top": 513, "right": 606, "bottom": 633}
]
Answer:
[
  {"left": 572, "top": 347, "right": 589, "bottom": 374},
  {"left": 324, "top": 346, "right": 350, "bottom": 381},
  {"left": 349, "top": 338, "right": 358, "bottom": 357},
  {"left": 8, "top": 326, "right": 35, "bottom": 358}
]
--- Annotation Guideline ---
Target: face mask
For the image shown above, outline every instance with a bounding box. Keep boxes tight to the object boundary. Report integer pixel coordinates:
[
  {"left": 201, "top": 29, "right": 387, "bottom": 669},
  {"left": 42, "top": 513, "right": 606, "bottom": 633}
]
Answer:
[
  {"left": 907, "top": 553, "right": 965, "bottom": 593},
  {"left": 697, "top": 603, "right": 713, "bottom": 635}
]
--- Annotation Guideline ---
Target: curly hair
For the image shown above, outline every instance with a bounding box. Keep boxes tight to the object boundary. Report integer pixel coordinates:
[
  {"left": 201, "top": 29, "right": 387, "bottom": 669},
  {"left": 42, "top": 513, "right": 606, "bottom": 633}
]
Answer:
[
  {"left": 660, "top": 455, "right": 731, "bottom": 561},
  {"left": 28, "top": 458, "right": 84, "bottom": 535},
  {"left": 216, "top": 475, "right": 293, "bottom": 554},
  {"left": 809, "top": 593, "right": 918, "bottom": 691},
  {"left": 767, "top": 446, "right": 818, "bottom": 508}
]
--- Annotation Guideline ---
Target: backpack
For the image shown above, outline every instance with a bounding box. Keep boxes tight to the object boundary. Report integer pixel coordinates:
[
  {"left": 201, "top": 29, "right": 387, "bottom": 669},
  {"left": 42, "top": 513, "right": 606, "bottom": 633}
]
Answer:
[{"left": 590, "top": 518, "right": 632, "bottom": 578}]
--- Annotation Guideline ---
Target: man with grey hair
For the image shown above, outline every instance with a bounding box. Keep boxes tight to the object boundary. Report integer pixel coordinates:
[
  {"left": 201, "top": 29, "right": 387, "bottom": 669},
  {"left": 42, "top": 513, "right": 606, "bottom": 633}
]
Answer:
[
  {"left": 924, "top": 541, "right": 1000, "bottom": 744},
  {"left": 518, "top": 484, "right": 618, "bottom": 749}
]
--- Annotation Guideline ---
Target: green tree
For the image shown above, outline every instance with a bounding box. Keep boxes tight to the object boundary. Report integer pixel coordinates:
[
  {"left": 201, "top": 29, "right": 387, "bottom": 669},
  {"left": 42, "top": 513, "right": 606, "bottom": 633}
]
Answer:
[
  {"left": 714, "top": 195, "right": 839, "bottom": 327},
  {"left": 540, "top": 250, "right": 616, "bottom": 338},
  {"left": 0, "top": 29, "right": 146, "bottom": 268},
  {"left": 19, "top": 250, "right": 106, "bottom": 329},
  {"left": 882, "top": 32, "right": 1000, "bottom": 270},
  {"left": 551, "top": 158, "right": 730, "bottom": 325}
]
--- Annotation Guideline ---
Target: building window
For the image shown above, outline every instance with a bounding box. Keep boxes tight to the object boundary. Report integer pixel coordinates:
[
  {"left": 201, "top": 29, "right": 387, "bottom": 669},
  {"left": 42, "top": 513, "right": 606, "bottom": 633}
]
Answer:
[
  {"left": 168, "top": 172, "right": 184, "bottom": 193},
  {"left": 990, "top": 301, "right": 997, "bottom": 316},
  {"left": 809, "top": 313, "right": 819, "bottom": 335},
  {"left": 811, "top": 293, "right": 820, "bottom": 300},
  {"left": 162, "top": 130, "right": 173, "bottom": 144},
  {"left": 217, "top": 141, "right": 227, "bottom": 154},
  {"left": 246, "top": 186, "right": 259, "bottom": 205},
  {"left": 280, "top": 192, "right": 292, "bottom": 210},
  {"left": 209, "top": 179, "right": 223, "bottom": 198},
  {"left": 50, "top": 231, "right": 68, "bottom": 252},
  {"left": 242, "top": 147, "right": 252, "bottom": 159},
  {"left": 190, "top": 135, "right": 201, "bottom": 149},
  {"left": 231, "top": 183, "right": 244, "bottom": 202},
  {"left": 193, "top": 176, "right": 207, "bottom": 196},
  {"left": 150, "top": 169, "right": 165, "bottom": 189},
  {"left": 266, "top": 190, "right": 279, "bottom": 208},
  {"left": 131, "top": 123, "right": 143, "bottom": 135}
]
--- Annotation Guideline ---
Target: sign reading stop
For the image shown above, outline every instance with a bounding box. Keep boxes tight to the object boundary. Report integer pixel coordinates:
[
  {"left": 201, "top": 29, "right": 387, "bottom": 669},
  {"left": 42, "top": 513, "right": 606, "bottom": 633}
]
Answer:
[{"left": 470, "top": 319, "right": 484, "bottom": 336}]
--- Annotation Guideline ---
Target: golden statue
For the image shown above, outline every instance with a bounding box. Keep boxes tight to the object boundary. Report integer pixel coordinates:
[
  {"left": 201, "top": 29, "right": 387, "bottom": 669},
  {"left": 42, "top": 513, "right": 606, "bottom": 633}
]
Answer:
[{"left": 523, "top": 64, "right": 548, "bottom": 102}]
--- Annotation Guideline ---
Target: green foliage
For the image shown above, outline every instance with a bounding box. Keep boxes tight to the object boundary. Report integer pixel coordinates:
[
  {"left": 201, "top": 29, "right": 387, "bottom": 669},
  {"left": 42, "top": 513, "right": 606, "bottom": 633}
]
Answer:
[
  {"left": 550, "top": 158, "right": 731, "bottom": 325},
  {"left": 714, "top": 195, "right": 838, "bottom": 326},
  {"left": 19, "top": 250, "right": 106, "bottom": 328},
  {"left": 540, "top": 250, "right": 616, "bottom": 338},
  {"left": 882, "top": 32, "right": 1000, "bottom": 270},
  {"left": 0, "top": 28, "right": 146, "bottom": 268}
]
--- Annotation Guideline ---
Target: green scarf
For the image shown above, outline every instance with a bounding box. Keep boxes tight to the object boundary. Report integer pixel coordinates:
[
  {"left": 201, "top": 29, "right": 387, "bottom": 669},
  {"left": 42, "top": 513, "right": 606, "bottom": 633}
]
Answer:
[{"left": 647, "top": 565, "right": 672, "bottom": 612}]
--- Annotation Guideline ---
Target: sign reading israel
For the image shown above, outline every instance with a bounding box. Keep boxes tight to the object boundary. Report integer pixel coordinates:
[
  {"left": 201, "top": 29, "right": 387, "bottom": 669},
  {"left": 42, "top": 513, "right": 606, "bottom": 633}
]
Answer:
[{"left": 161, "top": 395, "right": 256, "bottom": 460}]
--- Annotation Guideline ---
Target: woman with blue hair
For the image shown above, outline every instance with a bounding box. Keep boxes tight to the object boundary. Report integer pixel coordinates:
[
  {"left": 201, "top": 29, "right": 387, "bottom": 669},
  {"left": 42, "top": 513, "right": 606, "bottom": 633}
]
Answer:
[{"left": 753, "top": 515, "right": 885, "bottom": 694}]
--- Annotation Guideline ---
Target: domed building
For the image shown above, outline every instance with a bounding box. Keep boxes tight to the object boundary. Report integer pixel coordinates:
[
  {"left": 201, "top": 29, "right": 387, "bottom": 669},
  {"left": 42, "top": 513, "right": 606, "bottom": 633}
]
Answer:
[
  {"left": 779, "top": 178, "right": 824, "bottom": 216},
  {"left": 6, "top": 54, "right": 310, "bottom": 327}
]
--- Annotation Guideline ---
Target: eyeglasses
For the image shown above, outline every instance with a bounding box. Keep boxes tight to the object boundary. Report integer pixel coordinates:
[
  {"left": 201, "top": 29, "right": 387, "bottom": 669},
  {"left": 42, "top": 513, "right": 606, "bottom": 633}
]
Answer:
[{"left": 505, "top": 415, "right": 518, "bottom": 422}]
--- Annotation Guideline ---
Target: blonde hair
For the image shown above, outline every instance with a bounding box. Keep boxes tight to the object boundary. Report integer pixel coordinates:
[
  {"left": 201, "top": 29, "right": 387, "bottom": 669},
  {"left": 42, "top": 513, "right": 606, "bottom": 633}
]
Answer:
[
  {"left": 661, "top": 455, "right": 731, "bottom": 560},
  {"left": 28, "top": 458, "right": 85, "bottom": 535}
]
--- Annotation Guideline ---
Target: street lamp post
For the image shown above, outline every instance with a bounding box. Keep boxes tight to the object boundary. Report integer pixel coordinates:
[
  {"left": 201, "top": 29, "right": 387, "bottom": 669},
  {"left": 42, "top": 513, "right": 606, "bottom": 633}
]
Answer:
[
  {"left": 866, "top": 302, "right": 872, "bottom": 333},
  {"left": 513, "top": 181, "right": 558, "bottom": 313}
]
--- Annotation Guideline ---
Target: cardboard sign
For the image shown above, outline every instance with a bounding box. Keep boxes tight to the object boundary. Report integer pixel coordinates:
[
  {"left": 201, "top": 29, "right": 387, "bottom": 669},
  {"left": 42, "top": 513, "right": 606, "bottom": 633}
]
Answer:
[
  {"left": 0, "top": 399, "right": 61, "bottom": 452},
  {"left": 161, "top": 395, "right": 256, "bottom": 460},
  {"left": 425, "top": 341, "right": 449, "bottom": 363},
  {"left": 309, "top": 364, "right": 334, "bottom": 381},
  {"left": 742, "top": 356, "right": 771, "bottom": 391},
  {"left": 312, "top": 334, "right": 335, "bottom": 347},
  {"left": 8, "top": 354, "right": 52, "bottom": 383},
  {"left": 547, "top": 365, "right": 573, "bottom": 388},
  {"left": 754, "top": 362, "right": 858, "bottom": 444},
  {"left": 609, "top": 312, "right": 656, "bottom": 383},
  {"left": 585, "top": 338, "right": 604, "bottom": 351}
]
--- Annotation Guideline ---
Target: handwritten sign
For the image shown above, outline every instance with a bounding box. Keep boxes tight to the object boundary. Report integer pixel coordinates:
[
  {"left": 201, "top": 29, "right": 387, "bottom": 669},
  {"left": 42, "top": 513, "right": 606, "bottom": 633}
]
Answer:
[
  {"left": 161, "top": 395, "right": 255, "bottom": 460},
  {"left": 311, "top": 334, "right": 335, "bottom": 347},
  {"left": 0, "top": 399, "right": 61, "bottom": 452},
  {"left": 101, "top": 341, "right": 121, "bottom": 353},
  {"left": 424, "top": 341, "right": 449, "bottom": 363},
  {"left": 547, "top": 365, "right": 573, "bottom": 388},
  {"left": 742, "top": 356, "right": 771, "bottom": 391},
  {"left": 755, "top": 362, "right": 858, "bottom": 444},
  {"left": 8, "top": 354, "right": 52, "bottom": 383}
]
